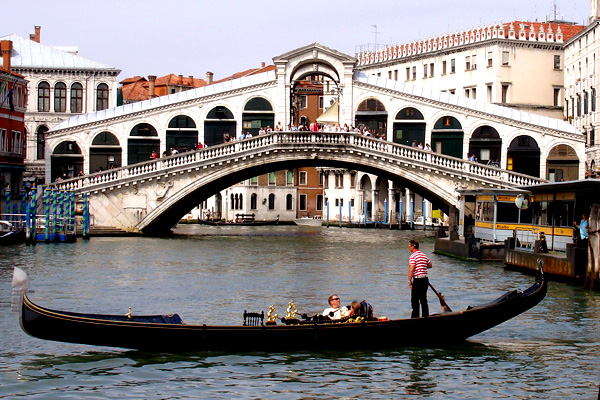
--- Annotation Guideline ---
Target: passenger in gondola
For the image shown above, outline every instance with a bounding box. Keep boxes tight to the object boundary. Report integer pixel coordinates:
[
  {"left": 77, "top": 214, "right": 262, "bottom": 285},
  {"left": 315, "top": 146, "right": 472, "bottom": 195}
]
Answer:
[{"left": 322, "top": 294, "right": 349, "bottom": 320}]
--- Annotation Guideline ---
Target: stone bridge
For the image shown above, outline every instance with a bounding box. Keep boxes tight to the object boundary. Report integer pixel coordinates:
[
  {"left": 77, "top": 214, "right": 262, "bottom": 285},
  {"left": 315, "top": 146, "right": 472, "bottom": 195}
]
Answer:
[{"left": 51, "top": 131, "right": 544, "bottom": 234}]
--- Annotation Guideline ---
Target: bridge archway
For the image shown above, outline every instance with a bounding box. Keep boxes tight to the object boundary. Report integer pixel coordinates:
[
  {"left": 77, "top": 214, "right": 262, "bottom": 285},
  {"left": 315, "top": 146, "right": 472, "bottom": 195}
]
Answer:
[
  {"left": 290, "top": 62, "right": 340, "bottom": 128},
  {"left": 355, "top": 98, "right": 387, "bottom": 137},
  {"left": 507, "top": 135, "right": 540, "bottom": 177},
  {"left": 204, "top": 106, "right": 236, "bottom": 146},
  {"left": 468, "top": 125, "right": 501, "bottom": 166},
  {"left": 90, "top": 131, "right": 121, "bottom": 172},
  {"left": 393, "top": 107, "right": 425, "bottom": 146},
  {"left": 242, "top": 97, "right": 274, "bottom": 136},
  {"left": 128, "top": 123, "right": 159, "bottom": 164},
  {"left": 166, "top": 115, "right": 197, "bottom": 152},
  {"left": 51, "top": 140, "right": 83, "bottom": 181},
  {"left": 432, "top": 116, "right": 463, "bottom": 158},
  {"left": 546, "top": 144, "right": 579, "bottom": 181}
]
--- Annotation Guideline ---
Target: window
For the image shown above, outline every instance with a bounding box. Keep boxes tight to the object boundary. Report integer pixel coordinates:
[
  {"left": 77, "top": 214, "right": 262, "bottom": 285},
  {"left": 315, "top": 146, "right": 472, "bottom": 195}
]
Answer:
[
  {"left": 553, "top": 88, "right": 560, "bottom": 107},
  {"left": 423, "top": 64, "right": 428, "bottom": 78},
  {"left": 268, "top": 194, "right": 275, "bottom": 210},
  {"left": 250, "top": 193, "right": 257, "bottom": 209},
  {"left": 250, "top": 176, "right": 258, "bottom": 185},
  {"left": 412, "top": 66, "right": 416, "bottom": 80},
  {"left": 36, "top": 125, "right": 48, "bottom": 160},
  {"left": 96, "top": 83, "right": 109, "bottom": 111},
  {"left": 335, "top": 174, "right": 343, "bottom": 188},
  {"left": 388, "top": 71, "right": 392, "bottom": 79},
  {"left": 442, "top": 60, "right": 447, "bottom": 75},
  {"left": 316, "top": 194, "right": 323, "bottom": 211},
  {"left": 585, "top": 92, "right": 589, "bottom": 114},
  {"left": 268, "top": 172, "right": 276, "bottom": 185},
  {"left": 501, "top": 84, "right": 509, "bottom": 103},
  {"left": 12, "top": 131, "right": 22, "bottom": 154},
  {"left": 430, "top": 63, "right": 434, "bottom": 77},
  {"left": 70, "top": 83, "right": 83, "bottom": 113},
  {"left": 591, "top": 127, "right": 596, "bottom": 146},
  {"left": 394, "top": 69, "right": 398, "bottom": 80},
  {"left": 0, "top": 129, "right": 6, "bottom": 152},
  {"left": 318, "top": 96, "right": 324, "bottom": 109},
  {"left": 487, "top": 51, "right": 493, "bottom": 67},
  {"left": 502, "top": 51, "right": 510, "bottom": 66},
  {"left": 450, "top": 59, "right": 456, "bottom": 73},
  {"left": 592, "top": 88, "right": 597, "bottom": 112},
  {"left": 472, "top": 55, "right": 477, "bottom": 70},
  {"left": 286, "top": 194, "right": 293, "bottom": 211},
  {"left": 465, "top": 88, "right": 470, "bottom": 98},
  {"left": 298, "top": 95, "right": 307, "bottom": 110},
  {"left": 465, "top": 56, "right": 471, "bottom": 71},
  {"left": 472, "top": 87, "right": 476, "bottom": 99},
  {"left": 554, "top": 55, "right": 561, "bottom": 70},
  {"left": 37, "top": 81, "right": 50, "bottom": 112},
  {"left": 577, "top": 94, "right": 582, "bottom": 117},
  {"left": 406, "top": 67, "right": 410, "bottom": 81},
  {"left": 350, "top": 173, "right": 356, "bottom": 188},
  {"left": 54, "top": 82, "right": 66, "bottom": 112},
  {"left": 299, "top": 194, "right": 307, "bottom": 211},
  {"left": 487, "top": 85, "right": 492, "bottom": 102},
  {"left": 299, "top": 171, "right": 307, "bottom": 185},
  {"left": 286, "top": 170, "right": 294, "bottom": 185}
]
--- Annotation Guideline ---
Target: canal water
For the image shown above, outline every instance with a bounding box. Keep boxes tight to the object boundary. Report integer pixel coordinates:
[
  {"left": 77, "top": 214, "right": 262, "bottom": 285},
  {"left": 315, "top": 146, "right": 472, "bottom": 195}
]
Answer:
[{"left": 0, "top": 225, "right": 598, "bottom": 399}]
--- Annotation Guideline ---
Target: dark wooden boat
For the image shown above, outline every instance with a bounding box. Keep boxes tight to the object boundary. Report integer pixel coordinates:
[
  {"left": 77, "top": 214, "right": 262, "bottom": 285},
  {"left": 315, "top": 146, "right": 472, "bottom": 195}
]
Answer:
[
  {"left": 0, "top": 221, "right": 25, "bottom": 245},
  {"left": 198, "top": 216, "right": 279, "bottom": 226},
  {"left": 11, "top": 265, "right": 546, "bottom": 352}
]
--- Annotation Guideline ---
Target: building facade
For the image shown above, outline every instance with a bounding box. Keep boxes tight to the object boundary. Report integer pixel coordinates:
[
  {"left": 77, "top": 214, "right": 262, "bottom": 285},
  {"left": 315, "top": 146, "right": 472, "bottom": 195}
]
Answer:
[
  {"left": 356, "top": 21, "right": 585, "bottom": 121},
  {"left": 0, "top": 27, "right": 120, "bottom": 185},
  {"left": 0, "top": 39, "right": 28, "bottom": 214}
]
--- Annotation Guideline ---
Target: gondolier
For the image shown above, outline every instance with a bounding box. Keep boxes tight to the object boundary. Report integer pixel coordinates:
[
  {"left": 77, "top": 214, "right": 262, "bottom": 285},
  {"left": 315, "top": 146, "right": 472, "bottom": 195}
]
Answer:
[{"left": 407, "top": 239, "right": 432, "bottom": 318}]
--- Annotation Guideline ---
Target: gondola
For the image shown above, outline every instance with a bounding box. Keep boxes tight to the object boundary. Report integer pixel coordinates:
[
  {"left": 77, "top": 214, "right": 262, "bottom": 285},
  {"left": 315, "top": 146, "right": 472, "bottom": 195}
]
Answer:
[
  {"left": 11, "top": 264, "right": 546, "bottom": 352},
  {"left": 198, "top": 216, "right": 279, "bottom": 226},
  {"left": 0, "top": 221, "right": 25, "bottom": 245}
]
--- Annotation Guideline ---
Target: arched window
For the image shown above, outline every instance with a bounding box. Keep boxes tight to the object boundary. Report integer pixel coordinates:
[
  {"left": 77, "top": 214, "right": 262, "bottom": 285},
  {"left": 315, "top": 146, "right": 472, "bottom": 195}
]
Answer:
[
  {"left": 286, "top": 194, "right": 293, "bottom": 211},
  {"left": 71, "top": 83, "right": 83, "bottom": 113},
  {"left": 36, "top": 125, "right": 48, "bottom": 160},
  {"left": 357, "top": 98, "right": 386, "bottom": 111},
  {"left": 38, "top": 81, "right": 50, "bottom": 112},
  {"left": 54, "top": 82, "right": 67, "bottom": 112},
  {"left": 268, "top": 193, "right": 276, "bottom": 210},
  {"left": 251, "top": 193, "right": 258, "bottom": 210},
  {"left": 286, "top": 170, "right": 294, "bottom": 185},
  {"left": 96, "top": 83, "right": 109, "bottom": 111}
]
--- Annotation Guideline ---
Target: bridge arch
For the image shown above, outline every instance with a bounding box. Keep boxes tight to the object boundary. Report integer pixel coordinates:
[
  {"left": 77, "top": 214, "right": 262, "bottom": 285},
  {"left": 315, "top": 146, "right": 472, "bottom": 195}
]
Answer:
[
  {"left": 90, "top": 131, "right": 122, "bottom": 172},
  {"left": 166, "top": 114, "right": 198, "bottom": 152},
  {"left": 51, "top": 140, "right": 83, "bottom": 181},
  {"left": 242, "top": 96, "right": 275, "bottom": 136},
  {"left": 468, "top": 125, "right": 502, "bottom": 166},
  {"left": 204, "top": 104, "right": 236, "bottom": 146},
  {"left": 128, "top": 122, "right": 159, "bottom": 164},
  {"left": 431, "top": 115, "right": 464, "bottom": 158},
  {"left": 290, "top": 59, "right": 341, "bottom": 84},
  {"left": 392, "top": 106, "right": 426, "bottom": 146},
  {"left": 507, "top": 134, "right": 540, "bottom": 177},
  {"left": 355, "top": 97, "right": 387, "bottom": 137},
  {"left": 545, "top": 143, "right": 579, "bottom": 181}
]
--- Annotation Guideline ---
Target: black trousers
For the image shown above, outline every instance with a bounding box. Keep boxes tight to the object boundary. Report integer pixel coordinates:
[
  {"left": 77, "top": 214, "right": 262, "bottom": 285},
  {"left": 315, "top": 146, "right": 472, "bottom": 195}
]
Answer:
[{"left": 411, "top": 277, "right": 429, "bottom": 318}]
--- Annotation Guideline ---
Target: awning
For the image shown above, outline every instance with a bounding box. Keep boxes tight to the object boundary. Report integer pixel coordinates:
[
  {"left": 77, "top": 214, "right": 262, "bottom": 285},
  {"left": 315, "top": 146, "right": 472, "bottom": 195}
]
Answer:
[{"left": 316, "top": 100, "right": 339, "bottom": 124}]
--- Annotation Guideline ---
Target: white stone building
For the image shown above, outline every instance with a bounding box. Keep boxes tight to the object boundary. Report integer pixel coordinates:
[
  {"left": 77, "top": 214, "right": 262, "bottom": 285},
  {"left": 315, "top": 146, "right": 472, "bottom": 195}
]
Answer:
[{"left": 0, "top": 27, "right": 120, "bottom": 184}]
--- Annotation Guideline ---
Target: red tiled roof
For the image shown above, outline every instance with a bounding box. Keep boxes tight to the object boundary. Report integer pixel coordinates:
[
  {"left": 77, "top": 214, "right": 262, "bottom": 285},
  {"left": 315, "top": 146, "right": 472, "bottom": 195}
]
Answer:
[
  {"left": 121, "top": 78, "right": 149, "bottom": 102},
  {"left": 211, "top": 65, "right": 276, "bottom": 84},
  {"left": 153, "top": 74, "right": 207, "bottom": 88}
]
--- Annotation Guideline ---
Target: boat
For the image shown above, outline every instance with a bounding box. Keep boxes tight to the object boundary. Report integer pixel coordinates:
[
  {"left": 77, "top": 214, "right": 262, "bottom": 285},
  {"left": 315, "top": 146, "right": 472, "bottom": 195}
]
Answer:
[
  {"left": 0, "top": 221, "right": 25, "bottom": 245},
  {"left": 11, "top": 263, "right": 547, "bottom": 352},
  {"left": 198, "top": 215, "right": 279, "bottom": 226},
  {"left": 293, "top": 216, "right": 323, "bottom": 227}
]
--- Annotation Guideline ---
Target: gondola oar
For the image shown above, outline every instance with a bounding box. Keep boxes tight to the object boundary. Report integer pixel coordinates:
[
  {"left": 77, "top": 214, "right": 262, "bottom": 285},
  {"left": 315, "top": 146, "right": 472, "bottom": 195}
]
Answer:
[{"left": 429, "top": 282, "right": 452, "bottom": 312}]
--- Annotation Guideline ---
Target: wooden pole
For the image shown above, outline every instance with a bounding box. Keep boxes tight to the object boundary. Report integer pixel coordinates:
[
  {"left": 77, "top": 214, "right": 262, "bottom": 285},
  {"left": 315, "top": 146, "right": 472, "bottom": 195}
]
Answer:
[{"left": 585, "top": 204, "right": 599, "bottom": 290}]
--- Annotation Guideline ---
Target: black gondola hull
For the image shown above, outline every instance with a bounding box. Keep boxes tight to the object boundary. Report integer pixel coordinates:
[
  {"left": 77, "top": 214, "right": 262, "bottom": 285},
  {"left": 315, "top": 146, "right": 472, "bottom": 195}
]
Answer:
[{"left": 18, "top": 271, "right": 546, "bottom": 352}]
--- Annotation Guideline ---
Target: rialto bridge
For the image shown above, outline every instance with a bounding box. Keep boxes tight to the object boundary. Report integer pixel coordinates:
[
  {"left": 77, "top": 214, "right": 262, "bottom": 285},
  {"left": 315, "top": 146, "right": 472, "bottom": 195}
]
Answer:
[{"left": 44, "top": 43, "right": 584, "bottom": 233}]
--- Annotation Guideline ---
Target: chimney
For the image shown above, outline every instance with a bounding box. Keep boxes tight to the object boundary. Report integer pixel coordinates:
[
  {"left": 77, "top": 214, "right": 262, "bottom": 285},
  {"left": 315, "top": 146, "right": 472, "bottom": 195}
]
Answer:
[
  {"left": 261, "top": 62, "right": 265, "bottom": 68},
  {"left": 1, "top": 40, "right": 13, "bottom": 71},
  {"left": 148, "top": 75, "right": 156, "bottom": 98},
  {"left": 189, "top": 76, "right": 194, "bottom": 87},
  {"left": 31, "top": 26, "right": 41, "bottom": 43},
  {"left": 206, "top": 71, "right": 213, "bottom": 84},
  {"left": 178, "top": 74, "right": 183, "bottom": 86}
]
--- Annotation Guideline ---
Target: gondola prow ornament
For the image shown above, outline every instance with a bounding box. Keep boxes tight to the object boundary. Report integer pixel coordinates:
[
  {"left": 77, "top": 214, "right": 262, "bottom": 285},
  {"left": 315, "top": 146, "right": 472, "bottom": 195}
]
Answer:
[
  {"left": 285, "top": 300, "right": 297, "bottom": 320},
  {"left": 266, "top": 305, "right": 278, "bottom": 325}
]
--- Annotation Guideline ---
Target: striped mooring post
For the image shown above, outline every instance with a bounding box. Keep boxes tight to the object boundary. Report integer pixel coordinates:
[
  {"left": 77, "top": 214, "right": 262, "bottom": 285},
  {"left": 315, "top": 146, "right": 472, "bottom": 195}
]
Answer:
[
  {"left": 44, "top": 188, "right": 50, "bottom": 243},
  {"left": 5, "top": 185, "right": 10, "bottom": 222},
  {"left": 82, "top": 193, "right": 90, "bottom": 239}
]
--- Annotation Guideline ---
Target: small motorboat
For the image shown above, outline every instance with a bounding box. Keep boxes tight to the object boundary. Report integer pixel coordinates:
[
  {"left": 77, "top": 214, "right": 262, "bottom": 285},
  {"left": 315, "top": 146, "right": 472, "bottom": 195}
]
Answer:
[{"left": 293, "top": 216, "right": 323, "bottom": 227}]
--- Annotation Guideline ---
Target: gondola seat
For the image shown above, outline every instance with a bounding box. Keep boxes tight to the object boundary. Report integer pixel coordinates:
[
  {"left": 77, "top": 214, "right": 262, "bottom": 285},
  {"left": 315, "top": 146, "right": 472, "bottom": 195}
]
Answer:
[{"left": 243, "top": 310, "right": 264, "bottom": 326}]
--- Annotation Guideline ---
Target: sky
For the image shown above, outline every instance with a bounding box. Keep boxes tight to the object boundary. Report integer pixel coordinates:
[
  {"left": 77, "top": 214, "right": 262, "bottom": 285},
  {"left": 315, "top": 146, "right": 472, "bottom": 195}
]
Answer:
[{"left": 9, "top": 0, "right": 592, "bottom": 82}]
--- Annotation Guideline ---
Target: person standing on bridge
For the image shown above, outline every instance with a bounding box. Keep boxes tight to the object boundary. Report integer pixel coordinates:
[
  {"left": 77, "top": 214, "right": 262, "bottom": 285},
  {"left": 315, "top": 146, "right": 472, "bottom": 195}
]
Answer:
[{"left": 407, "top": 239, "right": 432, "bottom": 318}]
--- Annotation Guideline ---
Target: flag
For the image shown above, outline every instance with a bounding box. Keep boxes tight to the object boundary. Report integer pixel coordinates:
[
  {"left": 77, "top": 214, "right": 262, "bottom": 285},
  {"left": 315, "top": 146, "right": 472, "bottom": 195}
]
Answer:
[{"left": 7, "top": 88, "right": 14, "bottom": 111}]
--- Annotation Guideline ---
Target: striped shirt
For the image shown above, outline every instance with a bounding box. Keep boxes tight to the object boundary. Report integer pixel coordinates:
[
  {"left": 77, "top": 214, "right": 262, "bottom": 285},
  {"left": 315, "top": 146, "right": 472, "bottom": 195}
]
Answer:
[{"left": 409, "top": 250, "right": 431, "bottom": 278}]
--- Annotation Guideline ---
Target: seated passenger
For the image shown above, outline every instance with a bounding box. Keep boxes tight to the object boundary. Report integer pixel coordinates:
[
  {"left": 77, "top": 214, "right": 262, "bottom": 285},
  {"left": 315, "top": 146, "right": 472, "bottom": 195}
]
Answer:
[{"left": 322, "top": 294, "right": 350, "bottom": 320}]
